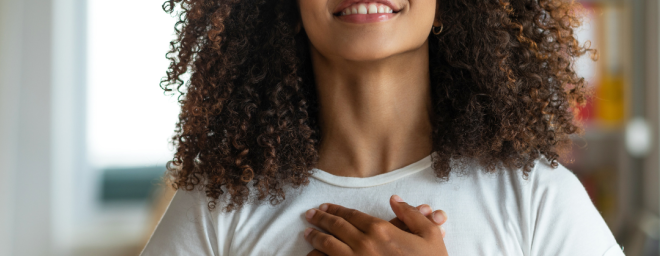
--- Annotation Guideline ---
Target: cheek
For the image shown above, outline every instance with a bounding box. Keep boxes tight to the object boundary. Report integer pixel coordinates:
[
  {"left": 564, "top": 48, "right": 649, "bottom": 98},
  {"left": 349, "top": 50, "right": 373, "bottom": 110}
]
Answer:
[
  {"left": 298, "top": 0, "right": 329, "bottom": 35},
  {"left": 405, "top": 0, "right": 437, "bottom": 38}
]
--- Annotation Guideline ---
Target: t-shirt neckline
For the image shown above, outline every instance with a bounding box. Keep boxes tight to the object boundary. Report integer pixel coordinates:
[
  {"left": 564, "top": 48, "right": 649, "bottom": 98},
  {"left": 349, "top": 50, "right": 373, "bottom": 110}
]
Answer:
[{"left": 310, "top": 153, "right": 433, "bottom": 188}]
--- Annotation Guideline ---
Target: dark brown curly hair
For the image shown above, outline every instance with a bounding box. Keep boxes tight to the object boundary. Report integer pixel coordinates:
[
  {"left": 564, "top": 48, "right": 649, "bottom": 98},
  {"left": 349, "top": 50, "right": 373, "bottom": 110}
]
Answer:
[{"left": 161, "top": 0, "right": 595, "bottom": 211}]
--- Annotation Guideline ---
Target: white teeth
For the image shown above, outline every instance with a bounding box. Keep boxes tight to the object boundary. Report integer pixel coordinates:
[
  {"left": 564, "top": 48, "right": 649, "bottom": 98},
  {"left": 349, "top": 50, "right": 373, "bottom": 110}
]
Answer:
[
  {"left": 339, "top": 3, "right": 396, "bottom": 16},
  {"left": 367, "top": 3, "right": 378, "bottom": 14},
  {"left": 357, "top": 4, "right": 367, "bottom": 14}
]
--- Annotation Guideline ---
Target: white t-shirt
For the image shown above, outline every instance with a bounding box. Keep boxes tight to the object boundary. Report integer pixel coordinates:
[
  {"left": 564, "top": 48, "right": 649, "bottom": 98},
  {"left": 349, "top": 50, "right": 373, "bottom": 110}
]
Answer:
[{"left": 141, "top": 154, "right": 625, "bottom": 256}]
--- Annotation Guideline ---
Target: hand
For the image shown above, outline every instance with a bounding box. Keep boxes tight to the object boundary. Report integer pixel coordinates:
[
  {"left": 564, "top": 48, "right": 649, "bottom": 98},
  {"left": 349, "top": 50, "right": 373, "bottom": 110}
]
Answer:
[
  {"left": 304, "top": 195, "right": 449, "bottom": 256},
  {"left": 390, "top": 204, "right": 447, "bottom": 238}
]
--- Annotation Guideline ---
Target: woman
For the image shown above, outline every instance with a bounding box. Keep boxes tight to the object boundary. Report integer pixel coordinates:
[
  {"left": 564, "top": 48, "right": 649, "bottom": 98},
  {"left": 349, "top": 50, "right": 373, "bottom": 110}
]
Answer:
[{"left": 142, "top": 0, "right": 624, "bottom": 255}]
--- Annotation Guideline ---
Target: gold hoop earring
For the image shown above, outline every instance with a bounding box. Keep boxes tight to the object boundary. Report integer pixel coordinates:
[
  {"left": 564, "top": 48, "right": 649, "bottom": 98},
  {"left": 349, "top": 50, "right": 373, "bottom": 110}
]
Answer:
[{"left": 432, "top": 24, "right": 443, "bottom": 35}]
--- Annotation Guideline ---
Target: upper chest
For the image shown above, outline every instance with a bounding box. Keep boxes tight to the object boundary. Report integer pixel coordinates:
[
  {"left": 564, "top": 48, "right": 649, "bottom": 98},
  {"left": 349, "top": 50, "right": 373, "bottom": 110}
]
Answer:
[{"left": 225, "top": 175, "right": 532, "bottom": 256}]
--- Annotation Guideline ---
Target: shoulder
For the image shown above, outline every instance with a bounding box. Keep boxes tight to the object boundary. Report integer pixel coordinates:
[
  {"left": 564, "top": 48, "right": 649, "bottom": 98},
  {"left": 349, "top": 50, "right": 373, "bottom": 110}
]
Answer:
[
  {"left": 450, "top": 157, "right": 583, "bottom": 197},
  {"left": 520, "top": 158, "right": 623, "bottom": 256},
  {"left": 529, "top": 157, "right": 580, "bottom": 185},
  {"left": 518, "top": 158, "right": 596, "bottom": 222},
  {"left": 521, "top": 158, "right": 606, "bottom": 216},
  {"left": 525, "top": 158, "right": 585, "bottom": 199},
  {"left": 164, "top": 188, "right": 216, "bottom": 221},
  {"left": 141, "top": 188, "right": 225, "bottom": 256}
]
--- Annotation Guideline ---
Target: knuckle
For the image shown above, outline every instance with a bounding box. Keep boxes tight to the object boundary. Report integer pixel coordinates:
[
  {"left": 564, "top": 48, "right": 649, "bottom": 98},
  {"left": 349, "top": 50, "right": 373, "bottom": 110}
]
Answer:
[
  {"left": 326, "top": 204, "right": 340, "bottom": 215},
  {"left": 346, "top": 209, "right": 359, "bottom": 219},
  {"left": 366, "top": 220, "right": 388, "bottom": 234},
  {"left": 356, "top": 237, "right": 374, "bottom": 250},
  {"left": 317, "top": 212, "right": 331, "bottom": 225},
  {"left": 308, "top": 229, "right": 319, "bottom": 241},
  {"left": 427, "top": 224, "right": 442, "bottom": 237},
  {"left": 328, "top": 216, "right": 345, "bottom": 231},
  {"left": 319, "top": 235, "right": 334, "bottom": 249},
  {"left": 315, "top": 211, "right": 327, "bottom": 223}
]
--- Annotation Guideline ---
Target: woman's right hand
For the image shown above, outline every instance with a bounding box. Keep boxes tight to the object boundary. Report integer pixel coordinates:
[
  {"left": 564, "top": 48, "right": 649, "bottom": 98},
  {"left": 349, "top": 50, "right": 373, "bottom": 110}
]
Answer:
[
  {"left": 389, "top": 204, "right": 447, "bottom": 238},
  {"left": 304, "top": 196, "right": 449, "bottom": 256}
]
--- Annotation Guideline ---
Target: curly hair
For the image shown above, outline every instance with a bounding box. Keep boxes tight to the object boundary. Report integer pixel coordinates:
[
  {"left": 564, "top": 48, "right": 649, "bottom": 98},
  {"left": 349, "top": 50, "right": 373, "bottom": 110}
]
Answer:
[{"left": 161, "top": 0, "right": 595, "bottom": 211}]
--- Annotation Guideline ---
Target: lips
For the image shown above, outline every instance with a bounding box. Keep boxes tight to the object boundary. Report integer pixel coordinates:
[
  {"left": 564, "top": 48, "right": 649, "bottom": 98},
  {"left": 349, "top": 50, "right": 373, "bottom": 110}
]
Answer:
[{"left": 332, "top": 0, "right": 401, "bottom": 16}]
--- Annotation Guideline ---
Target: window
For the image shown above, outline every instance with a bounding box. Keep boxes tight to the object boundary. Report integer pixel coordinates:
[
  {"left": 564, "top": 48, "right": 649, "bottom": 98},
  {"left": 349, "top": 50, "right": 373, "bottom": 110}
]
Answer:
[
  {"left": 79, "top": 0, "right": 180, "bottom": 251},
  {"left": 87, "top": 0, "right": 180, "bottom": 169}
]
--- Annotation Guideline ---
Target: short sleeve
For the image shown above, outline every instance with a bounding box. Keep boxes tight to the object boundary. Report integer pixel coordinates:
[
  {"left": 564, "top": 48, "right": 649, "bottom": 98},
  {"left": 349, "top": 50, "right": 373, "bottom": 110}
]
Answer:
[
  {"left": 528, "top": 161, "right": 625, "bottom": 256},
  {"left": 140, "top": 189, "right": 225, "bottom": 256}
]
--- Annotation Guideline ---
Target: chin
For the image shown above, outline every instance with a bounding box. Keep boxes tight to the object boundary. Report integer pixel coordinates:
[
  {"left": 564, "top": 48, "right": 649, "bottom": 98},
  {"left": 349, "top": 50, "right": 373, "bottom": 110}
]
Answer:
[{"left": 333, "top": 41, "right": 401, "bottom": 62}]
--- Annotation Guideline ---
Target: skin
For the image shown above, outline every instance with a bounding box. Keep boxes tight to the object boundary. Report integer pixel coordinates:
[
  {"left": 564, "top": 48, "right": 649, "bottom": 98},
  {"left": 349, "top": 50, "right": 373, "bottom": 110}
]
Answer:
[
  {"left": 297, "top": 0, "right": 448, "bottom": 254},
  {"left": 391, "top": 204, "right": 447, "bottom": 236},
  {"left": 299, "top": 0, "right": 442, "bottom": 178},
  {"left": 305, "top": 195, "right": 449, "bottom": 255}
]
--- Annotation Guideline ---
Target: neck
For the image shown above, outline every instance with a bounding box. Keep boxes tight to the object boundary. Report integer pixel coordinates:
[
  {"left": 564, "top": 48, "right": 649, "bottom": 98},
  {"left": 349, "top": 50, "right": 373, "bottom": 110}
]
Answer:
[{"left": 312, "top": 41, "right": 433, "bottom": 178}]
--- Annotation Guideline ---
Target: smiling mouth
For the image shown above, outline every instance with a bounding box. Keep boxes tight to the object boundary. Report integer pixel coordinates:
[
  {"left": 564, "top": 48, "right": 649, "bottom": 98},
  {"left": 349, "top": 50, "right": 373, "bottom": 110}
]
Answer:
[{"left": 333, "top": 2, "right": 401, "bottom": 16}]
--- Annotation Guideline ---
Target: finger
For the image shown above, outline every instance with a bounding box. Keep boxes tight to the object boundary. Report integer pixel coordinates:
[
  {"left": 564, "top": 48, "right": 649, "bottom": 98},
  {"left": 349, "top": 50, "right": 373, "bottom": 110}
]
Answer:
[
  {"left": 389, "top": 217, "right": 408, "bottom": 231},
  {"left": 306, "top": 249, "right": 327, "bottom": 256},
  {"left": 428, "top": 209, "right": 448, "bottom": 238},
  {"left": 430, "top": 209, "right": 447, "bottom": 225},
  {"left": 319, "top": 203, "right": 383, "bottom": 232},
  {"left": 306, "top": 208, "right": 364, "bottom": 246},
  {"left": 389, "top": 195, "right": 441, "bottom": 239},
  {"left": 390, "top": 204, "right": 432, "bottom": 231},
  {"left": 417, "top": 204, "right": 433, "bottom": 216},
  {"left": 304, "top": 227, "right": 352, "bottom": 255}
]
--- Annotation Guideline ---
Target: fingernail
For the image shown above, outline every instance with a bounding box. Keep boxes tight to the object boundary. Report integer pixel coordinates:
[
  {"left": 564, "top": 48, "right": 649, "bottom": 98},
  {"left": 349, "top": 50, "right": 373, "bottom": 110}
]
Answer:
[
  {"left": 392, "top": 195, "right": 404, "bottom": 202},
  {"left": 440, "top": 227, "right": 446, "bottom": 237},
  {"left": 305, "top": 209, "right": 316, "bottom": 220},
  {"left": 319, "top": 203, "right": 329, "bottom": 211},
  {"left": 433, "top": 211, "right": 445, "bottom": 223},
  {"left": 420, "top": 205, "right": 432, "bottom": 215},
  {"left": 304, "top": 227, "right": 313, "bottom": 238}
]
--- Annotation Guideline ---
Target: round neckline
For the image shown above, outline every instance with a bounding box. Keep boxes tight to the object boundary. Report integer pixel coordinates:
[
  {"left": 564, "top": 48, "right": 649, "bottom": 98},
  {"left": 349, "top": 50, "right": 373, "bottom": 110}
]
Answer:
[{"left": 310, "top": 153, "right": 433, "bottom": 188}]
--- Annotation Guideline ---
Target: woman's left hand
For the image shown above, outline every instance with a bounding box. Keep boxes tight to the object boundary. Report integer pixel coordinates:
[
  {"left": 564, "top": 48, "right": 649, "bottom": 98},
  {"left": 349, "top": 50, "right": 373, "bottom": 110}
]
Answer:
[{"left": 304, "top": 195, "right": 449, "bottom": 256}]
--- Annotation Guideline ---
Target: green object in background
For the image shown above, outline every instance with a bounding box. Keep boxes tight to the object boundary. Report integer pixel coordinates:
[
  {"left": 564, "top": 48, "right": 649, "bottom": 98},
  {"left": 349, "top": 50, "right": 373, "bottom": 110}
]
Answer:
[{"left": 101, "top": 166, "right": 167, "bottom": 202}]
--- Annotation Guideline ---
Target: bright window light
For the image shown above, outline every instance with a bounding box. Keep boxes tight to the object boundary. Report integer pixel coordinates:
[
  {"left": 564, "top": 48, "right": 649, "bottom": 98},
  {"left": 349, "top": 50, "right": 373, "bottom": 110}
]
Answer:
[{"left": 87, "top": 0, "right": 180, "bottom": 168}]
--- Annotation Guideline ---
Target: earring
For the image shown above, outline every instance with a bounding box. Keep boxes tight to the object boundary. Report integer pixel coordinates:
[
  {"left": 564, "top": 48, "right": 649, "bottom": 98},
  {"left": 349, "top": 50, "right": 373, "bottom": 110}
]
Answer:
[{"left": 432, "top": 24, "right": 444, "bottom": 35}]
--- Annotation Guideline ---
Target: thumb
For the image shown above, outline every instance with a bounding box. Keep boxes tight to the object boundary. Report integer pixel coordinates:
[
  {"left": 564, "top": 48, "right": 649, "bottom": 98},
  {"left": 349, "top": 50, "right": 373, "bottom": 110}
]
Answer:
[{"left": 389, "top": 195, "right": 438, "bottom": 238}]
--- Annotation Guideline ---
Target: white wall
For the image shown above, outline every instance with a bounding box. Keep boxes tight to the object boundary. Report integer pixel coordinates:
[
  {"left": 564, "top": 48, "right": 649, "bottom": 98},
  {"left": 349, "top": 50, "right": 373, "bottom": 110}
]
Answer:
[
  {"left": 0, "top": 0, "right": 25, "bottom": 254},
  {"left": 0, "top": 0, "right": 74, "bottom": 255},
  {"left": 13, "top": 0, "right": 55, "bottom": 254}
]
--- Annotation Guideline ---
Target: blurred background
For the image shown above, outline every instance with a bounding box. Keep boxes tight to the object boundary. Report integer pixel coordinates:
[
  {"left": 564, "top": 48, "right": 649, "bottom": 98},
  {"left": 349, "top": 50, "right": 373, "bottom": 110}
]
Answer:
[{"left": 0, "top": 0, "right": 658, "bottom": 255}]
